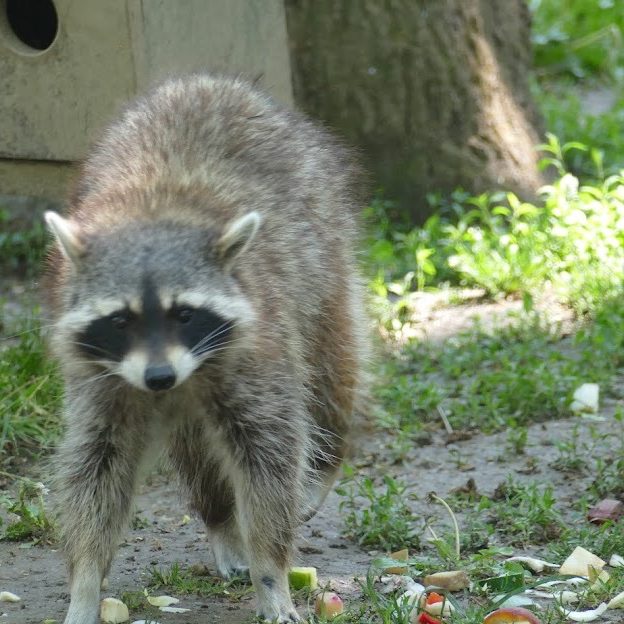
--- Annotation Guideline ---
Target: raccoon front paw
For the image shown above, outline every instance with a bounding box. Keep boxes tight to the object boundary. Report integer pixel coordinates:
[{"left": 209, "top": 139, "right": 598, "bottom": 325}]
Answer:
[
  {"left": 220, "top": 564, "right": 250, "bottom": 580},
  {"left": 257, "top": 608, "right": 301, "bottom": 623},
  {"left": 211, "top": 534, "right": 249, "bottom": 579}
]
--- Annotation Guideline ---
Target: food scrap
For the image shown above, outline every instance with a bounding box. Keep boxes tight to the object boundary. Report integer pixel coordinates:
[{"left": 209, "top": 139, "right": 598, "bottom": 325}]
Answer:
[
  {"left": 145, "top": 595, "right": 179, "bottom": 607},
  {"left": 559, "top": 546, "right": 605, "bottom": 577},
  {"left": 314, "top": 591, "right": 344, "bottom": 618},
  {"left": 100, "top": 597, "right": 130, "bottom": 623},
  {"left": 423, "top": 570, "right": 470, "bottom": 591},
  {"left": 288, "top": 566, "right": 318, "bottom": 590},
  {"left": 483, "top": 607, "right": 541, "bottom": 623},
  {"left": 0, "top": 592, "right": 20, "bottom": 602},
  {"left": 570, "top": 383, "right": 599, "bottom": 413}
]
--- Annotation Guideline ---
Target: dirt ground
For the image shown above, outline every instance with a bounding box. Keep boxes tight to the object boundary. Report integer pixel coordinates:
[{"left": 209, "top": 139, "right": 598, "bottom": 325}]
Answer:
[{"left": 1, "top": 294, "right": 623, "bottom": 623}]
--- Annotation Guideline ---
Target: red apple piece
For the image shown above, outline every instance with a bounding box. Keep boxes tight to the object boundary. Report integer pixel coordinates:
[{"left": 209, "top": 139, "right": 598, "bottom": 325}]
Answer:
[{"left": 483, "top": 607, "right": 541, "bottom": 624}]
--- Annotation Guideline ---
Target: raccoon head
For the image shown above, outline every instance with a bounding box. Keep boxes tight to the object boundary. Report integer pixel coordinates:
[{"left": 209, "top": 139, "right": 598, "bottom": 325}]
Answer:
[{"left": 45, "top": 210, "right": 260, "bottom": 392}]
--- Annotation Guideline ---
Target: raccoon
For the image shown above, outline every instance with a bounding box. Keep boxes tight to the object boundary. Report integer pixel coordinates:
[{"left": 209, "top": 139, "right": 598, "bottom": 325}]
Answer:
[{"left": 43, "top": 73, "right": 367, "bottom": 624}]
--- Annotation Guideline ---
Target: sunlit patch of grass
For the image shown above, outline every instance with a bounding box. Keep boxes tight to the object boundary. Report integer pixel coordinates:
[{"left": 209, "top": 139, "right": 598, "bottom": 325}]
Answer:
[
  {"left": 377, "top": 298, "right": 624, "bottom": 436},
  {"left": 530, "top": 0, "right": 624, "bottom": 81}
]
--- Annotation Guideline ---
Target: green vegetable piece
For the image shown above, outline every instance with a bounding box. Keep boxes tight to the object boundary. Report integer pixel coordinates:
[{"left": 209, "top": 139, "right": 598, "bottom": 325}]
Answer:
[
  {"left": 476, "top": 573, "right": 524, "bottom": 593},
  {"left": 288, "top": 566, "right": 318, "bottom": 590}
]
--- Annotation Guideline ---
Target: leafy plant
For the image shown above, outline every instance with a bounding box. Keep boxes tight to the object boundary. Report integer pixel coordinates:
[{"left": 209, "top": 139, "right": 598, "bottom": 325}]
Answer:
[
  {"left": 530, "top": 0, "right": 624, "bottom": 80},
  {"left": 481, "top": 479, "right": 565, "bottom": 547},
  {"left": 0, "top": 479, "right": 53, "bottom": 542},
  {"left": 337, "top": 468, "right": 420, "bottom": 552},
  {"left": 366, "top": 138, "right": 624, "bottom": 315}
]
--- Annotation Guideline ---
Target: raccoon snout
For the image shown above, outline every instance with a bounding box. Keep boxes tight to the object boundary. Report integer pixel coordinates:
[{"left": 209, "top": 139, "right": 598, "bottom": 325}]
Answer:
[{"left": 144, "top": 364, "right": 176, "bottom": 391}]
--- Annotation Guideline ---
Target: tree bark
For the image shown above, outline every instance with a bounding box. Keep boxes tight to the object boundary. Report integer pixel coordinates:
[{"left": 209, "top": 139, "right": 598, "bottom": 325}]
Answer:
[{"left": 285, "top": 0, "right": 544, "bottom": 221}]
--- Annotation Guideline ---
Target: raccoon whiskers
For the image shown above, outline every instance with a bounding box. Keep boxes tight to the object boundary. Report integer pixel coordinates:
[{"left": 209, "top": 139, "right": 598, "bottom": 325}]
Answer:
[
  {"left": 193, "top": 338, "right": 243, "bottom": 359},
  {"left": 69, "top": 342, "right": 119, "bottom": 362},
  {"left": 191, "top": 330, "right": 243, "bottom": 359},
  {"left": 191, "top": 320, "right": 238, "bottom": 353},
  {"left": 69, "top": 370, "right": 124, "bottom": 394}
]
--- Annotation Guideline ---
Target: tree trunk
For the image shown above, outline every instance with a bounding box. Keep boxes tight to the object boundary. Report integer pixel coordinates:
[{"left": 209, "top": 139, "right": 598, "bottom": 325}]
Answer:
[{"left": 285, "top": 0, "right": 544, "bottom": 221}]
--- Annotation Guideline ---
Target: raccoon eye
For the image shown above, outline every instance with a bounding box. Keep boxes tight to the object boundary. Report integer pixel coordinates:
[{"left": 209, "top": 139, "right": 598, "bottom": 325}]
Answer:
[
  {"left": 174, "top": 307, "right": 194, "bottom": 324},
  {"left": 110, "top": 313, "right": 131, "bottom": 330}
]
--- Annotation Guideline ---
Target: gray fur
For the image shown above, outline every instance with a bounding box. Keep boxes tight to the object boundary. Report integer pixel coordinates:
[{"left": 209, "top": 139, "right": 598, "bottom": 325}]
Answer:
[{"left": 45, "top": 73, "right": 368, "bottom": 624}]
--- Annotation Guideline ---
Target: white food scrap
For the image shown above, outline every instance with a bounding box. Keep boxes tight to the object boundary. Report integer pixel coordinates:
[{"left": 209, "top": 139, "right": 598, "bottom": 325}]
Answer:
[
  {"left": 506, "top": 556, "right": 559, "bottom": 573},
  {"left": 558, "top": 602, "right": 608, "bottom": 622},
  {"left": 608, "top": 590, "right": 624, "bottom": 609},
  {"left": 146, "top": 595, "right": 179, "bottom": 607},
  {"left": 0, "top": 592, "right": 20, "bottom": 603},
  {"left": 559, "top": 546, "right": 605, "bottom": 577},
  {"left": 609, "top": 554, "right": 624, "bottom": 568},
  {"left": 570, "top": 383, "right": 599, "bottom": 413},
  {"left": 100, "top": 597, "right": 130, "bottom": 623}
]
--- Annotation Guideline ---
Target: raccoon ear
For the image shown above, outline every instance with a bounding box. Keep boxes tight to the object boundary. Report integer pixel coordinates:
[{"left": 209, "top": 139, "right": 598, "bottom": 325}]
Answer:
[
  {"left": 217, "top": 211, "right": 261, "bottom": 265},
  {"left": 44, "top": 211, "right": 85, "bottom": 264}
]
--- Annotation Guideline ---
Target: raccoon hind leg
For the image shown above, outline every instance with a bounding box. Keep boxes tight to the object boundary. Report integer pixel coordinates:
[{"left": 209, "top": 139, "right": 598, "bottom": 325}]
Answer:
[
  {"left": 304, "top": 283, "right": 363, "bottom": 520},
  {"left": 190, "top": 476, "right": 249, "bottom": 578},
  {"left": 169, "top": 424, "right": 248, "bottom": 578},
  {"left": 209, "top": 518, "right": 249, "bottom": 578}
]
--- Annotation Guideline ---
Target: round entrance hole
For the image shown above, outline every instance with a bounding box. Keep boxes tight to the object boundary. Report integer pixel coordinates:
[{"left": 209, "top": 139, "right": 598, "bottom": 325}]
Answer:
[{"left": 4, "top": 0, "right": 58, "bottom": 53}]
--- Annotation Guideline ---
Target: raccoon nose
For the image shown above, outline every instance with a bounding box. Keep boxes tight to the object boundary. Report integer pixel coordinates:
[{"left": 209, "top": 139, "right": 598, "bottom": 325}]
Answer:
[{"left": 144, "top": 364, "right": 176, "bottom": 391}]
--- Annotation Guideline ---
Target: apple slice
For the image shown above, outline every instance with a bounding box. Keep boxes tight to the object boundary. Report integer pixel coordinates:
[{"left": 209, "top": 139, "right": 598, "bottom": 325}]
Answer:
[
  {"left": 559, "top": 546, "right": 605, "bottom": 577},
  {"left": 100, "top": 597, "right": 130, "bottom": 623},
  {"left": 483, "top": 607, "right": 541, "bottom": 624}
]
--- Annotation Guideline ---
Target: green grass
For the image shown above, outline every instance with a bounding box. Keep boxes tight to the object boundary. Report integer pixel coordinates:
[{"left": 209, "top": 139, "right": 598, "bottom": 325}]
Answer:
[
  {"left": 336, "top": 468, "right": 420, "bottom": 552},
  {"left": 148, "top": 562, "right": 253, "bottom": 602},
  {"left": 333, "top": 470, "right": 624, "bottom": 623},
  {"left": 0, "top": 315, "right": 62, "bottom": 461},
  {"left": 537, "top": 85, "right": 624, "bottom": 175},
  {"left": 478, "top": 480, "right": 564, "bottom": 547},
  {"left": 376, "top": 301, "right": 624, "bottom": 437},
  {"left": 551, "top": 408, "right": 624, "bottom": 500}
]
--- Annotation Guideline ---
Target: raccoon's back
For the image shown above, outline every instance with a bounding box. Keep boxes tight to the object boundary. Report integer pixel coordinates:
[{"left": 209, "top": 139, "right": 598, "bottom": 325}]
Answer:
[{"left": 72, "top": 74, "right": 364, "bottom": 236}]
